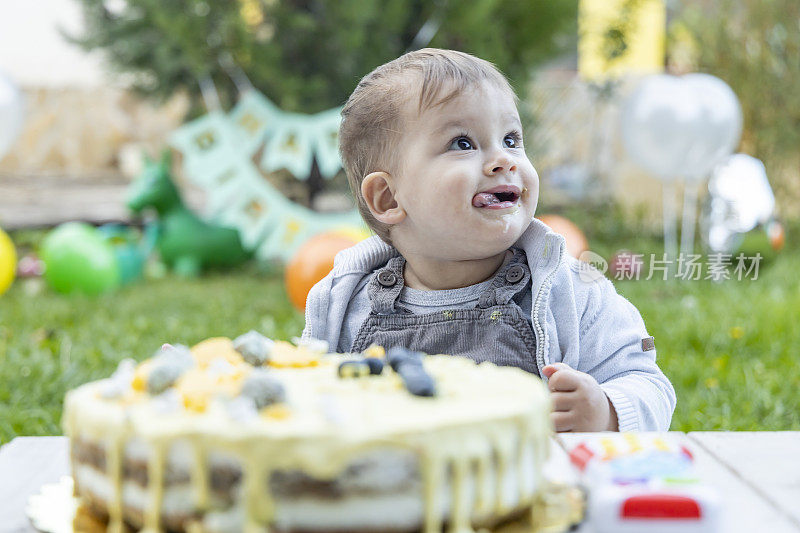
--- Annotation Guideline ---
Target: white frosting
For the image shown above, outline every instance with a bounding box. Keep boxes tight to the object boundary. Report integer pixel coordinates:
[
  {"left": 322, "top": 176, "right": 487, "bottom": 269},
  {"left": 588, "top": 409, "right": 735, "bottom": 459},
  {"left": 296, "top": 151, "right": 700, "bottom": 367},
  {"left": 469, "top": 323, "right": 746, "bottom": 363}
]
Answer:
[{"left": 99, "top": 359, "right": 136, "bottom": 399}]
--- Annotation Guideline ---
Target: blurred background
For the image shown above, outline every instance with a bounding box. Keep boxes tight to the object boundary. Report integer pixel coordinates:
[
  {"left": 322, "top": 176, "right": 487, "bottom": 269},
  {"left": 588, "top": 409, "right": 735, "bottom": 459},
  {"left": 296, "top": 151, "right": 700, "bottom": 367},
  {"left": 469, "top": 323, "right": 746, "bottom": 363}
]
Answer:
[{"left": 0, "top": 0, "right": 798, "bottom": 440}]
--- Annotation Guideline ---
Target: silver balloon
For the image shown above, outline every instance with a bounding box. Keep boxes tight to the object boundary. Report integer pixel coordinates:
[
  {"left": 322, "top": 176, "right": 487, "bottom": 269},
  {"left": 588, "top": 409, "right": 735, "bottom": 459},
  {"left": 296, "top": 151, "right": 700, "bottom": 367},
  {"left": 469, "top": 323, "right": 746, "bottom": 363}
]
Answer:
[
  {"left": 680, "top": 74, "right": 742, "bottom": 181},
  {"left": 704, "top": 212, "right": 744, "bottom": 253},
  {"left": 0, "top": 70, "right": 25, "bottom": 162},
  {"left": 702, "top": 153, "right": 775, "bottom": 253},
  {"left": 709, "top": 153, "right": 775, "bottom": 233},
  {"left": 621, "top": 74, "right": 700, "bottom": 180}
]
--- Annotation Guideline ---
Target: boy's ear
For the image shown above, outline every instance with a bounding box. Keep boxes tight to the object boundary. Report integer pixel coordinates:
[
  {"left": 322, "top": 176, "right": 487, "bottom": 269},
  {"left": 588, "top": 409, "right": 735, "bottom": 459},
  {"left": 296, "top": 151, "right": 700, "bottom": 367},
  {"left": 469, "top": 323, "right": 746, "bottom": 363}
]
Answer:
[{"left": 361, "top": 171, "right": 406, "bottom": 225}]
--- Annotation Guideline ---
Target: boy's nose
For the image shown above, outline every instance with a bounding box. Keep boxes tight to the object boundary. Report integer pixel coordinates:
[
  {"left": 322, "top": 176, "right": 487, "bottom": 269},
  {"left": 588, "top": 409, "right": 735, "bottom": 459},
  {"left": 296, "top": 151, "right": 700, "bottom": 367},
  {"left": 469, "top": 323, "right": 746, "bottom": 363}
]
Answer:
[{"left": 484, "top": 153, "right": 516, "bottom": 175}]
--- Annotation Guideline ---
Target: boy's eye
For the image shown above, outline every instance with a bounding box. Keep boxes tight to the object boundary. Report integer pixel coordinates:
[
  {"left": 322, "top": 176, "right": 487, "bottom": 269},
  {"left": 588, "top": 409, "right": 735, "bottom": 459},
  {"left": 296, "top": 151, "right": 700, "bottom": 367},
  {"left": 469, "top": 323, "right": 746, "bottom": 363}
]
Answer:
[
  {"left": 504, "top": 132, "right": 522, "bottom": 148},
  {"left": 449, "top": 136, "right": 474, "bottom": 151}
]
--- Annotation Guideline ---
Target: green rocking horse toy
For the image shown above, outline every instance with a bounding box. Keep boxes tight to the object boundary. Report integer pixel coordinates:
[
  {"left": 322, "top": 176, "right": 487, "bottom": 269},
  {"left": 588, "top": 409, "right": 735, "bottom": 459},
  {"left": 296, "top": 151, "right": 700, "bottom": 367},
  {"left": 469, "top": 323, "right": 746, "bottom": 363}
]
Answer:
[{"left": 127, "top": 152, "right": 251, "bottom": 276}]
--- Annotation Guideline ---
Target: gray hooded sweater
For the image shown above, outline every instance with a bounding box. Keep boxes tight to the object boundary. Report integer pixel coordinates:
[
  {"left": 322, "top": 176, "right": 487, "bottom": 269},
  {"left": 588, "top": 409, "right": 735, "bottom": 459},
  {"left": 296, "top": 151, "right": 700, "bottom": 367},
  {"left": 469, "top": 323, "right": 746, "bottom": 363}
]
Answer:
[{"left": 302, "top": 218, "right": 676, "bottom": 431}]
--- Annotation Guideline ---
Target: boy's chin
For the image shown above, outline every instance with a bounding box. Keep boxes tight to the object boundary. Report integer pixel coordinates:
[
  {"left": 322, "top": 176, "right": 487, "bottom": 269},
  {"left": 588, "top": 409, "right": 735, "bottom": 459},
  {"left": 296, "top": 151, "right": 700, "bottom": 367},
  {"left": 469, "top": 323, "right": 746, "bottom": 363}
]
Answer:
[
  {"left": 480, "top": 218, "right": 529, "bottom": 242},
  {"left": 457, "top": 228, "right": 527, "bottom": 257}
]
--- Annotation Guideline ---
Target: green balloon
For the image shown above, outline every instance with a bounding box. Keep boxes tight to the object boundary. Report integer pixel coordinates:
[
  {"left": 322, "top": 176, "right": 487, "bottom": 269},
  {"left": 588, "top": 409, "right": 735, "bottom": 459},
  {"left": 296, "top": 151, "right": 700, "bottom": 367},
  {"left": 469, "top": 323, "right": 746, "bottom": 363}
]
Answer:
[{"left": 41, "top": 222, "right": 120, "bottom": 295}]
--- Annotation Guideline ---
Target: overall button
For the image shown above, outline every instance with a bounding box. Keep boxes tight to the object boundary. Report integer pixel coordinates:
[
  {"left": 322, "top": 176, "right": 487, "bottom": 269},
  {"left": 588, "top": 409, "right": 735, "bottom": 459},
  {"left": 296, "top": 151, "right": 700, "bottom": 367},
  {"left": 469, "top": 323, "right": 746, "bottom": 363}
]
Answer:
[
  {"left": 478, "top": 292, "right": 495, "bottom": 308},
  {"left": 377, "top": 270, "right": 397, "bottom": 287},
  {"left": 505, "top": 264, "right": 525, "bottom": 283}
]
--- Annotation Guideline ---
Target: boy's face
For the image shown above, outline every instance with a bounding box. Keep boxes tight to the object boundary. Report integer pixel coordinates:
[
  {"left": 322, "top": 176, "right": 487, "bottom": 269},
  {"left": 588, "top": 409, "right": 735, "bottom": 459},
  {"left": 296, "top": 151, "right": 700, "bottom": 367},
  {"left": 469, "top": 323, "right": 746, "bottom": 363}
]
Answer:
[{"left": 390, "top": 80, "right": 539, "bottom": 261}]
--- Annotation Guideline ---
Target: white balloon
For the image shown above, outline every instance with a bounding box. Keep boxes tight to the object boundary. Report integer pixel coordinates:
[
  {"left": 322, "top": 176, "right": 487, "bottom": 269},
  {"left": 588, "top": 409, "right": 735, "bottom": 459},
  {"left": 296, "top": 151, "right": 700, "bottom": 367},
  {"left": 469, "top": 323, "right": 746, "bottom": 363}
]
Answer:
[
  {"left": 621, "top": 74, "right": 701, "bottom": 180},
  {"left": 621, "top": 73, "right": 742, "bottom": 183},
  {"left": 0, "top": 71, "right": 25, "bottom": 162},
  {"left": 681, "top": 74, "right": 742, "bottom": 181}
]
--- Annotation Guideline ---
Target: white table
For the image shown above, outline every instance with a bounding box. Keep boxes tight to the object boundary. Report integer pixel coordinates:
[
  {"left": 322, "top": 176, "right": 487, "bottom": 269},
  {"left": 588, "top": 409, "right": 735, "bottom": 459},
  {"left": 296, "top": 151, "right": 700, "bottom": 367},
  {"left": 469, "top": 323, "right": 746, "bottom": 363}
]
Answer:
[
  {"left": 1, "top": 433, "right": 799, "bottom": 532},
  {"left": 555, "top": 432, "right": 800, "bottom": 533}
]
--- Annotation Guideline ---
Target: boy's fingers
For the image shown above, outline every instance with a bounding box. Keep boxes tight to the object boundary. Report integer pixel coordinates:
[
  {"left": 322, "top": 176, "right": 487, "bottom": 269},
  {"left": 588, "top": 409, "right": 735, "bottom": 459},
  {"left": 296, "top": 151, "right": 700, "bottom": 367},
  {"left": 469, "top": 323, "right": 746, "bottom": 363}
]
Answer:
[
  {"left": 541, "top": 362, "right": 570, "bottom": 379},
  {"left": 547, "top": 368, "right": 580, "bottom": 392},
  {"left": 550, "top": 411, "right": 573, "bottom": 432},
  {"left": 541, "top": 365, "right": 558, "bottom": 379},
  {"left": 549, "top": 391, "right": 574, "bottom": 412}
]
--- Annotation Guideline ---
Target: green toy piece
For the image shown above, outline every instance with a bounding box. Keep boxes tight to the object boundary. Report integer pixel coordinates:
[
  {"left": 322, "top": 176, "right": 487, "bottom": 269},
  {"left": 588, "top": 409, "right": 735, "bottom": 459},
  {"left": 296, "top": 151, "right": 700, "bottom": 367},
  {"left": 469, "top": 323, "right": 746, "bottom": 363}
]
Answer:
[{"left": 127, "top": 151, "right": 251, "bottom": 276}]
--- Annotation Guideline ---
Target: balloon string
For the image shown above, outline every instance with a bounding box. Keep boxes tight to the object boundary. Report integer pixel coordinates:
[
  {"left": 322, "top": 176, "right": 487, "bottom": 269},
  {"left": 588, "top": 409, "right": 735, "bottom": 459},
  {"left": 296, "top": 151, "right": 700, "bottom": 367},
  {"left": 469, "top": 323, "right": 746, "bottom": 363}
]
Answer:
[
  {"left": 663, "top": 181, "right": 679, "bottom": 273},
  {"left": 218, "top": 53, "right": 255, "bottom": 96},
  {"left": 199, "top": 76, "right": 223, "bottom": 112},
  {"left": 680, "top": 181, "right": 699, "bottom": 259}
]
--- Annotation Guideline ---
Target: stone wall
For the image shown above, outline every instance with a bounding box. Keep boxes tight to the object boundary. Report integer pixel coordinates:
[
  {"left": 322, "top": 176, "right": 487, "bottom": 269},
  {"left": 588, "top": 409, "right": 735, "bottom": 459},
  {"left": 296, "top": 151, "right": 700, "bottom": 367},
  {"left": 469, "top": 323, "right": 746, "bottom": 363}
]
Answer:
[
  {"left": 0, "top": 87, "right": 199, "bottom": 229},
  {"left": 0, "top": 87, "right": 188, "bottom": 176}
]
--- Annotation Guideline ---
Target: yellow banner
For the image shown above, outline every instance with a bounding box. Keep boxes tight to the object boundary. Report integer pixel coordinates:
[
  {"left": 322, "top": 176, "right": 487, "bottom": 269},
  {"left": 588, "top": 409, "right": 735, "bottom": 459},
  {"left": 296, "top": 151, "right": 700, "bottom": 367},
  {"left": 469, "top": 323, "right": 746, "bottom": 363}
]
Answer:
[{"left": 578, "top": 0, "right": 665, "bottom": 81}]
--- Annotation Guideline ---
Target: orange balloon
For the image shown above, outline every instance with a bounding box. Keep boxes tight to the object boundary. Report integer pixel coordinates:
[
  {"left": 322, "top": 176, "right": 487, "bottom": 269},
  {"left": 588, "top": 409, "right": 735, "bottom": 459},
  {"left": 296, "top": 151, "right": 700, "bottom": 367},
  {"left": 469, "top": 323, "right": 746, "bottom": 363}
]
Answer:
[
  {"left": 768, "top": 220, "right": 785, "bottom": 251},
  {"left": 535, "top": 214, "right": 589, "bottom": 258},
  {"left": 285, "top": 232, "right": 359, "bottom": 311}
]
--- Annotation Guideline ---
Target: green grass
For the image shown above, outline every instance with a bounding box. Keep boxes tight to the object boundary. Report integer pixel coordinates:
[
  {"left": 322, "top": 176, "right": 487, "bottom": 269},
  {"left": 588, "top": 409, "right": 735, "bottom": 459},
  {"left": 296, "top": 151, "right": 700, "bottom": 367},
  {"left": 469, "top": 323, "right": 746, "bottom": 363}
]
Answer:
[
  {"left": 0, "top": 266, "right": 304, "bottom": 443},
  {"left": 1, "top": 225, "right": 799, "bottom": 442},
  {"left": 618, "top": 251, "right": 800, "bottom": 431}
]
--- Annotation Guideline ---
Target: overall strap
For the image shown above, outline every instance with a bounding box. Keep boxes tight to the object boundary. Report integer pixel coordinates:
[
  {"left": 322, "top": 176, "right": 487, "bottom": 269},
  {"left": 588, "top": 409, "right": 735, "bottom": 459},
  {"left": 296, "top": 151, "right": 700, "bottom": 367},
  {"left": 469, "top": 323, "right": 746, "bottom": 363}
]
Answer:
[
  {"left": 367, "top": 255, "right": 407, "bottom": 314},
  {"left": 477, "top": 248, "right": 531, "bottom": 308}
]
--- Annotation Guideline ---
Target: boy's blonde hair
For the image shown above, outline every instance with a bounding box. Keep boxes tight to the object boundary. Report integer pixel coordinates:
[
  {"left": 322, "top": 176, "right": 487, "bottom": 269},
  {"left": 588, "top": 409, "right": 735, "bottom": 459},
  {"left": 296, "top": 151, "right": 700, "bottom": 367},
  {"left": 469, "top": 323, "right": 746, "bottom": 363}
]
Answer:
[{"left": 339, "top": 48, "right": 516, "bottom": 244}]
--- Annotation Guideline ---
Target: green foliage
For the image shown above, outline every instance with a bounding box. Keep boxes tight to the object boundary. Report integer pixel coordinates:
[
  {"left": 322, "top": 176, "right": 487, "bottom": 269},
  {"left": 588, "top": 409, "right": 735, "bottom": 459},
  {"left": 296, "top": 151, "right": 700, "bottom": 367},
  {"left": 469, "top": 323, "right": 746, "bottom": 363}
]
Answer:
[
  {"left": 67, "top": 0, "right": 578, "bottom": 113},
  {"left": 674, "top": 0, "right": 800, "bottom": 198}
]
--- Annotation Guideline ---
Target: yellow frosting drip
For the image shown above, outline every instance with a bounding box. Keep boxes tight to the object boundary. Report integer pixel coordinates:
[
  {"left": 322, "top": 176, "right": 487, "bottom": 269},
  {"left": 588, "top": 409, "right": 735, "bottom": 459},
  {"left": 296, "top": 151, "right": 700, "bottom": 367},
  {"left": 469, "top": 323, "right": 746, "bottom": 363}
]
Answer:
[
  {"left": 63, "top": 342, "right": 552, "bottom": 533},
  {"left": 262, "top": 403, "right": 292, "bottom": 420},
  {"left": 190, "top": 337, "right": 245, "bottom": 368},
  {"left": 267, "top": 341, "right": 321, "bottom": 368},
  {"left": 132, "top": 360, "right": 154, "bottom": 392},
  {"left": 175, "top": 366, "right": 247, "bottom": 413},
  {"left": 362, "top": 344, "right": 386, "bottom": 359}
]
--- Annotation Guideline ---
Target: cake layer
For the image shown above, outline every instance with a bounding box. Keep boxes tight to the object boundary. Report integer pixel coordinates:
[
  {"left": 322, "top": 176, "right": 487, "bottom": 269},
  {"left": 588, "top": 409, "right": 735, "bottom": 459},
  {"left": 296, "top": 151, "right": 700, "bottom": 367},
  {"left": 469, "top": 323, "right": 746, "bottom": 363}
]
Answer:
[
  {"left": 71, "top": 437, "right": 538, "bottom": 532},
  {"left": 72, "top": 438, "right": 420, "bottom": 497}
]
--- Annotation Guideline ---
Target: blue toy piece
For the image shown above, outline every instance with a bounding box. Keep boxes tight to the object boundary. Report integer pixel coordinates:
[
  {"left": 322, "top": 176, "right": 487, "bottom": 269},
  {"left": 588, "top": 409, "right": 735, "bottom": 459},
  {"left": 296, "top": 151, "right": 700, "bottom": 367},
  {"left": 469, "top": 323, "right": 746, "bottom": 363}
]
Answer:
[
  {"left": 126, "top": 151, "right": 251, "bottom": 276},
  {"left": 97, "top": 224, "right": 147, "bottom": 285}
]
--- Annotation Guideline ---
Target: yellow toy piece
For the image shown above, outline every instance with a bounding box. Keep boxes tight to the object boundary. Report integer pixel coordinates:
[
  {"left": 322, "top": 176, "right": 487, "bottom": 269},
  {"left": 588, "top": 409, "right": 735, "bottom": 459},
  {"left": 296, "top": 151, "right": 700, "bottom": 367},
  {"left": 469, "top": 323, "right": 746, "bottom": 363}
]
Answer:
[
  {"left": 624, "top": 432, "right": 643, "bottom": 453},
  {"left": 601, "top": 437, "right": 619, "bottom": 460},
  {"left": 0, "top": 227, "right": 17, "bottom": 296}
]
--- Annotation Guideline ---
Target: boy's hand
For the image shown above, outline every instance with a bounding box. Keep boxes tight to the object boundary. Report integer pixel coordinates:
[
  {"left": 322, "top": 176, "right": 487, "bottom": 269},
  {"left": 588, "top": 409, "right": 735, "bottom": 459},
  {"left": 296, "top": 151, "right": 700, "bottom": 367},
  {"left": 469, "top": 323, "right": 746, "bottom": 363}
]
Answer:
[{"left": 541, "top": 363, "right": 618, "bottom": 432}]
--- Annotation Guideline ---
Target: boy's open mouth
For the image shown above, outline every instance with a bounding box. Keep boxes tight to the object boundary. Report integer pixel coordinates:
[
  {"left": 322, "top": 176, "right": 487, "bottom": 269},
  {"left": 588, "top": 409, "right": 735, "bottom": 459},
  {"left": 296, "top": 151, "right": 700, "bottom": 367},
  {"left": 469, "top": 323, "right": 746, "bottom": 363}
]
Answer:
[{"left": 472, "top": 185, "right": 522, "bottom": 209}]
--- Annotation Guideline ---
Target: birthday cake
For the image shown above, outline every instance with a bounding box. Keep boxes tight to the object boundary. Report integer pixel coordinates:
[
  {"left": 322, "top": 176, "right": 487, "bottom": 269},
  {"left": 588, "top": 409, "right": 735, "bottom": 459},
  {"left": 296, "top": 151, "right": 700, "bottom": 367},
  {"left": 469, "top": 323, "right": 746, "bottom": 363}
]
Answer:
[{"left": 62, "top": 334, "right": 551, "bottom": 532}]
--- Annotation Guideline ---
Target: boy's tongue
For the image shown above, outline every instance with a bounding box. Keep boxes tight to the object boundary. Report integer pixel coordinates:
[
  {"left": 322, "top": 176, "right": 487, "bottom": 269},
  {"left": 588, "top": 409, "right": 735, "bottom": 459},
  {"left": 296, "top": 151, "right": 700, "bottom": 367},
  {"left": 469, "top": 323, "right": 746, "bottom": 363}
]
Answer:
[{"left": 472, "top": 192, "right": 501, "bottom": 208}]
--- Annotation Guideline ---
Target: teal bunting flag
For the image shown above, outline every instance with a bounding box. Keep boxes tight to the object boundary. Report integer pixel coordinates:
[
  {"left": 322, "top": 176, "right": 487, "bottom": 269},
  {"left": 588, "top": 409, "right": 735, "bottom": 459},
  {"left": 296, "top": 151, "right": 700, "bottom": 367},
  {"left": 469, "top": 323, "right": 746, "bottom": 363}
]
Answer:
[
  {"left": 203, "top": 161, "right": 277, "bottom": 250},
  {"left": 260, "top": 114, "right": 315, "bottom": 179},
  {"left": 168, "top": 93, "right": 365, "bottom": 261},
  {"left": 228, "top": 91, "right": 280, "bottom": 157},
  {"left": 311, "top": 107, "right": 344, "bottom": 179},
  {"left": 255, "top": 197, "right": 363, "bottom": 262},
  {"left": 169, "top": 111, "right": 242, "bottom": 186}
]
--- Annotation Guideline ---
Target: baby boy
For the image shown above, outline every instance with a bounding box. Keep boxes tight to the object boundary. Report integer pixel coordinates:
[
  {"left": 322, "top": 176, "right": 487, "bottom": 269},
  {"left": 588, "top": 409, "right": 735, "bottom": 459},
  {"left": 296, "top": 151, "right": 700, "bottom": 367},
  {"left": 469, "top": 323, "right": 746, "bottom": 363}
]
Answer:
[{"left": 303, "top": 49, "right": 675, "bottom": 432}]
